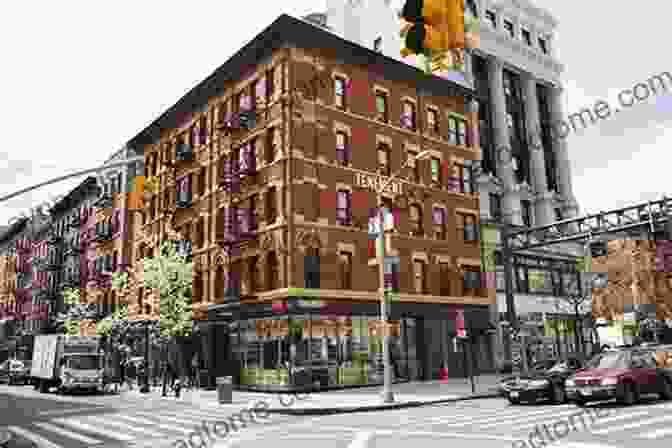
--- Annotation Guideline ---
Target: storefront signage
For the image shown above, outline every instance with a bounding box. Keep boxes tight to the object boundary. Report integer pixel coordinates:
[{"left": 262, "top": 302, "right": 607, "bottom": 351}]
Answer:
[{"left": 354, "top": 172, "right": 403, "bottom": 195}]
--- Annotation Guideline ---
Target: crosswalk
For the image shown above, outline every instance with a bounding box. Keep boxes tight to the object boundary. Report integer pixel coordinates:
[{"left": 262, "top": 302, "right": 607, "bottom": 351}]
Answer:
[
  {"left": 391, "top": 401, "right": 672, "bottom": 441},
  {"left": 7, "top": 404, "right": 276, "bottom": 448}
]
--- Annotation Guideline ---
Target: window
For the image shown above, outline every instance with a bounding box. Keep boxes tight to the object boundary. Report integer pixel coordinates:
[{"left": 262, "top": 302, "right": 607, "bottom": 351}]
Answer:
[
  {"left": 266, "top": 68, "right": 275, "bottom": 100},
  {"left": 198, "top": 167, "right": 206, "bottom": 196},
  {"left": 503, "top": 20, "right": 514, "bottom": 38},
  {"left": 439, "top": 263, "right": 451, "bottom": 296},
  {"left": 521, "top": 200, "right": 532, "bottom": 227},
  {"left": 457, "top": 119, "right": 467, "bottom": 145},
  {"left": 452, "top": 163, "right": 472, "bottom": 194},
  {"left": 408, "top": 151, "right": 420, "bottom": 183},
  {"left": 199, "top": 116, "right": 208, "bottom": 145},
  {"left": 401, "top": 101, "right": 416, "bottom": 130},
  {"left": 266, "top": 253, "right": 279, "bottom": 290},
  {"left": 373, "top": 36, "right": 382, "bottom": 52},
  {"left": 409, "top": 204, "right": 423, "bottom": 236},
  {"left": 339, "top": 252, "right": 352, "bottom": 289},
  {"left": 336, "top": 190, "right": 352, "bottom": 226},
  {"left": 427, "top": 108, "right": 439, "bottom": 133},
  {"left": 430, "top": 158, "right": 441, "bottom": 184},
  {"left": 521, "top": 28, "right": 531, "bottom": 46},
  {"left": 448, "top": 117, "right": 457, "bottom": 144},
  {"left": 266, "top": 127, "right": 277, "bottom": 163},
  {"left": 413, "top": 260, "right": 425, "bottom": 294},
  {"left": 489, "top": 193, "right": 502, "bottom": 220},
  {"left": 249, "top": 194, "right": 258, "bottom": 230},
  {"left": 248, "top": 257, "right": 258, "bottom": 293},
  {"left": 336, "top": 131, "right": 350, "bottom": 165},
  {"left": 538, "top": 37, "right": 548, "bottom": 54},
  {"left": 463, "top": 267, "right": 482, "bottom": 293},
  {"left": 334, "top": 77, "right": 346, "bottom": 108},
  {"left": 555, "top": 208, "right": 563, "bottom": 221},
  {"left": 176, "top": 175, "right": 192, "bottom": 206},
  {"left": 458, "top": 214, "right": 478, "bottom": 242},
  {"left": 375, "top": 91, "right": 388, "bottom": 122},
  {"left": 377, "top": 143, "right": 390, "bottom": 176},
  {"left": 266, "top": 187, "right": 277, "bottom": 223},
  {"left": 433, "top": 207, "right": 446, "bottom": 239},
  {"left": 485, "top": 10, "right": 497, "bottom": 28},
  {"left": 304, "top": 248, "right": 320, "bottom": 289}
]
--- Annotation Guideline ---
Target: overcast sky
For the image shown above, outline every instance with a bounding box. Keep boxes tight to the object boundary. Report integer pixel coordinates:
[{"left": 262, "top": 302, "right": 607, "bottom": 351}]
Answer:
[{"left": 1, "top": 0, "right": 670, "bottom": 227}]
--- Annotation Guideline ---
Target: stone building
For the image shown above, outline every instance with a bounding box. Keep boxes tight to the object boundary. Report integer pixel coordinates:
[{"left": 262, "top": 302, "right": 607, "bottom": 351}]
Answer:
[{"left": 122, "top": 13, "right": 495, "bottom": 389}]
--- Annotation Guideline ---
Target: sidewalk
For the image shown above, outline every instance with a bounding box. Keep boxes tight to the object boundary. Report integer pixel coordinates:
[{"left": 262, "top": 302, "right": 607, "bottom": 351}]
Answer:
[{"left": 119, "top": 374, "right": 504, "bottom": 415}]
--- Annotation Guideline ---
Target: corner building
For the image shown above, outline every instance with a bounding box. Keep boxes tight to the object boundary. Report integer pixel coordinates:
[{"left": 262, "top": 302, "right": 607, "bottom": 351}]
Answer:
[{"left": 128, "top": 14, "right": 496, "bottom": 390}]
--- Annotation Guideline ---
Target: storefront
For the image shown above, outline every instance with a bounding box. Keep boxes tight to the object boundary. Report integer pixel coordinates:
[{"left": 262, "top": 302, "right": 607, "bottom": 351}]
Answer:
[{"left": 206, "top": 299, "right": 495, "bottom": 391}]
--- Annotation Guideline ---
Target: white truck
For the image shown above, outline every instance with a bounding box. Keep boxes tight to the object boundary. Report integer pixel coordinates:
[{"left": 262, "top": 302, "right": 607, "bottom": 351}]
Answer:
[{"left": 31, "top": 335, "right": 104, "bottom": 394}]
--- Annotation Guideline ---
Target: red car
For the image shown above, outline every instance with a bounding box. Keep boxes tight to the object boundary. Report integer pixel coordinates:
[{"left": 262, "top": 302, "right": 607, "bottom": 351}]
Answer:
[{"left": 565, "top": 349, "right": 672, "bottom": 406}]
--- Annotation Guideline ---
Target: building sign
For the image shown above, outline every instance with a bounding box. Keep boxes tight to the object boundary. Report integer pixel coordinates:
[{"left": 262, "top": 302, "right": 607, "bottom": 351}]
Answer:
[{"left": 354, "top": 172, "right": 403, "bottom": 195}]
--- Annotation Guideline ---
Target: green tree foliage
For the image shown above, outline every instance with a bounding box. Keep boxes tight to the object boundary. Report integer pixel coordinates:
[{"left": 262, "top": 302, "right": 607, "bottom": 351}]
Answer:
[
  {"left": 55, "top": 288, "right": 99, "bottom": 335},
  {"left": 141, "top": 240, "right": 194, "bottom": 338}
]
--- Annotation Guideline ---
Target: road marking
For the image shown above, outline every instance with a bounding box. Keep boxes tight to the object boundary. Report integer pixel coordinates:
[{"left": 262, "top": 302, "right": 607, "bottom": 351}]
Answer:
[
  {"left": 84, "top": 414, "right": 165, "bottom": 438},
  {"left": 7, "top": 426, "right": 62, "bottom": 448},
  {"left": 53, "top": 417, "right": 135, "bottom": 441},
  {"left": 116, "top": 414, "right": 190, "bottom": 434},
  {"left": 637, "top": 426, "right": 672, "bottom": 439},
  {"left": 38, "top": 406, "right": 106, "bottom": 416},
  {"left": 135, "top": 410, "right": 202, "bottom": 426},
  {"left": 584, "top": 410, "right": 650, "bottom": 429},
  {"left": 481, "top": 408, "right": 580, "bottom": 429},
  {"left": 347, "top": 431, "right": 373, "bottom": 448},
  {"left": 307, "top": 426, "right": 518, "bottom": 442},
  {"left": 591, "top": 414, "right": 672, "bottom": 435},
  {"left": 442, "top": 406, "right": 571, "bottom": 427},
  {"left": 514, "top": 409, "right": 619, "bottom": 432},
  {"left": 33, "top": 421, "right": 103, "bottom": 445}
]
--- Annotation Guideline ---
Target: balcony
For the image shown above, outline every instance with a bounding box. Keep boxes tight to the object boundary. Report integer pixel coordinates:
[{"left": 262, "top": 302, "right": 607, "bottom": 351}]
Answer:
[{"left": 175, "top": 143, "right": 194, "bottom": 162}]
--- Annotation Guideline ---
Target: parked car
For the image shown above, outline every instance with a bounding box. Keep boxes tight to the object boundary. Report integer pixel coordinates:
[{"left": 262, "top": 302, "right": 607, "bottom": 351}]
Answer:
[
  {"left": 503, "top": 358, "right": 583, "bottom": 405},
  {"left": 565, "top": 348, "right": 672, "bottom": 406},
  {"left": 498, "top": 358, "right": 557, "bottom": 395},
  {"left": 0, "top": 360, "right": 31, "bottom": 385}
]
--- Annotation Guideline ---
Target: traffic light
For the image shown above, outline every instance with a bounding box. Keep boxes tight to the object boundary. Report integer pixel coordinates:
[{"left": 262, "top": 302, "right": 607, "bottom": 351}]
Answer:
[{"left": 400, "top": 0, "right": 466, "bottom": 57}]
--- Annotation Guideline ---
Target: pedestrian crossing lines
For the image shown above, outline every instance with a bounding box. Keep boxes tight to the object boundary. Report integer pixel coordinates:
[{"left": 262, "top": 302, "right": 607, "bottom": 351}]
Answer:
[
  {"left": 8, "top": 405, "right": 268, "bottom": 448},
  {"left": 408, "top": 401, "right": 672, "bottom": 441}
]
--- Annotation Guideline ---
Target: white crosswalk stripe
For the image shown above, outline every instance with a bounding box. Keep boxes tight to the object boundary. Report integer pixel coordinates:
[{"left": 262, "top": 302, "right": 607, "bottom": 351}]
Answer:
[
  {"left": 7, "top": 426, "right": 62, "bottom": 448},
  {"left": 32, "top": 421, "right": 103, "bottom": 445},
  {"left": 52, "top": 417, "right": 136, "bottom": 441},
  {"left": 591, "top": 414, "right": 672, "bottom": 435}
]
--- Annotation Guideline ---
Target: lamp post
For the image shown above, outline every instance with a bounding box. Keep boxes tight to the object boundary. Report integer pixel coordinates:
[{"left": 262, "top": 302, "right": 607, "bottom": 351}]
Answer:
[{"left": 376, "top": 150, "right": 430, "bottom": 404}]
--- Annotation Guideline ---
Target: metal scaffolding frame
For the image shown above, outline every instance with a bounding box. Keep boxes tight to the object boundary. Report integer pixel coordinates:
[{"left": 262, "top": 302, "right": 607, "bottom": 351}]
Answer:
[{"left": 500, "top": 196, "right": 671, "bottom": 362}]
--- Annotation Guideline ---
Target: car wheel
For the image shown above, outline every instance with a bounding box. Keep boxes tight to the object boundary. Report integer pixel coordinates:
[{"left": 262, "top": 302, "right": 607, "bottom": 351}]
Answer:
[
  {"left": 620, "top": 382, "right": 637, "bottom": 406},
  {"left": 551, "top": 384, "right": 566, "bottom": 404},
  {"left": 508, "top": 397, "right": 520, "bottom": 405},
  {"left": 659, "top": 378, "right": 672, "bottom": 400},
  {"left": 574, "top": 398, "right": 587, "bottom": 407}
]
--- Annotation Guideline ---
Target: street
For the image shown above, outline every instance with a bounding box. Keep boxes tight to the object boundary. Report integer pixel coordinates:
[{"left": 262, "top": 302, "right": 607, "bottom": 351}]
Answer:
[{"left": 3, "top": 384, "right": 672, "bottom": 448}]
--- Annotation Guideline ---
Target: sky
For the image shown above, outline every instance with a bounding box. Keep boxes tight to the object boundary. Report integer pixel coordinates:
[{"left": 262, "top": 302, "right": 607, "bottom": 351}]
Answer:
[{"left": 0, "top": 0, "right": 670, "bottom": 228}]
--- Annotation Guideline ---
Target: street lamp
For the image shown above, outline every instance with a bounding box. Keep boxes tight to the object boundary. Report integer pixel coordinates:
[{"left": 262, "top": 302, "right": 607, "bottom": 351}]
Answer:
[{"left": 376, "top": 149, "right": 430, "bottom": 404}]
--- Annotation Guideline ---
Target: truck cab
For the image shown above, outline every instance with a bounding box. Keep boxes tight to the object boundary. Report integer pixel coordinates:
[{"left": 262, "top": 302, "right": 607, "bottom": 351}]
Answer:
[{"left": 58, "top": 353, "right": 104, "bottom": 392}]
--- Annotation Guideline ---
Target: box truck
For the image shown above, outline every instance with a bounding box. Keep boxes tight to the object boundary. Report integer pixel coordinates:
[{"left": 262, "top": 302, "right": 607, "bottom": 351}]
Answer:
[{"left": 31, "top": 335, "right": 103, "bottom": 393}]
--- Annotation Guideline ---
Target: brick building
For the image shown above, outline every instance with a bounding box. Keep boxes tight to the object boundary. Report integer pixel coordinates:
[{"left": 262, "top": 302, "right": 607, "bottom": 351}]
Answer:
[{"left": 124, "top": 14, "right": 495, "bottom": 390}]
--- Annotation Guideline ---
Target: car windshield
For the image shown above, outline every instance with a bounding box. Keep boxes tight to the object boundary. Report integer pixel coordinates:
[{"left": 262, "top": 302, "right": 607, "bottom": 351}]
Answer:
[
  {"left": 547, "top": 362, "right": 569, "bottom": 372},
  {"left": 585, "top": 352, "right": 629, "bottom": 369},
  {"left": 66, "top": 355, "right": 100, "bottom": 370}
]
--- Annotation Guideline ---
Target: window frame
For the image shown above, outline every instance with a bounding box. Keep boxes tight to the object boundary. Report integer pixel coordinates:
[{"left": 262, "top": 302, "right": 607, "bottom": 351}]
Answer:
[
  {"left": 336, "top": 131, "right": 350, "bottom": 166},
  {"left": 409, "top": 204, "right": 423, "bottom": 237},
  {"left": 413, "top": 259, "right": 426, "bottom": 294},
  {"left": 334, "top": 76, "right": 347, "bottom": 109},
  {"left": 427, "top": 108, "right": 439, "bottom": 133},
  {"left": 336, "top": 190, "right": 352, "bottom": 226},
  {"left": 339, "top": 251, "right": 353, "bottom": 290},
  {"left": 375, "top": 91, "right": 389, "bottom": 122},
  {"left": 401, "top": 101, "right": 417, "bottom": 131},
  {"left": 485, "top": 10, "right": 497, "bottom": 28},
  {"left": 433, "top": 207, "right": 446, "bottom": 240},
  {"left": 503, "top": 19, "right": 515, "bottom": 38},
  {"left": 521, "top": 28, "right": 532, "bottom": 46}
]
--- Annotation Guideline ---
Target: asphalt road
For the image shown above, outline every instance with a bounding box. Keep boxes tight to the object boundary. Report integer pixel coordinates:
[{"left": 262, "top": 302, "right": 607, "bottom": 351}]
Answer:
[{"left": 3, "top": 384, "right": 672, "bottom": 448}]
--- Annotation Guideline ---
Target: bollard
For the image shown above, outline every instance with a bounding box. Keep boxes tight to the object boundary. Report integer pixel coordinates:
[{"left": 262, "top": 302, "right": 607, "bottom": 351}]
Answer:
[{"left": 216, "top": 376, "right": 233, "bottom": 404}]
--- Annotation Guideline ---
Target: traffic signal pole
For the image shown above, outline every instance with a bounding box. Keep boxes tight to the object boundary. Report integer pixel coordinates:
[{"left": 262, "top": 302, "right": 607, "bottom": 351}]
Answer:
[{"left": 502, "top": 223, "right": 517, "bottom": 368}]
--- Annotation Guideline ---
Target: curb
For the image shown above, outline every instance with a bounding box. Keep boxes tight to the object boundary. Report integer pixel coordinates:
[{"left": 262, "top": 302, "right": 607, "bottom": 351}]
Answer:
[{"left": 264, "top": 391, "right": 502, "bottom": 415}]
